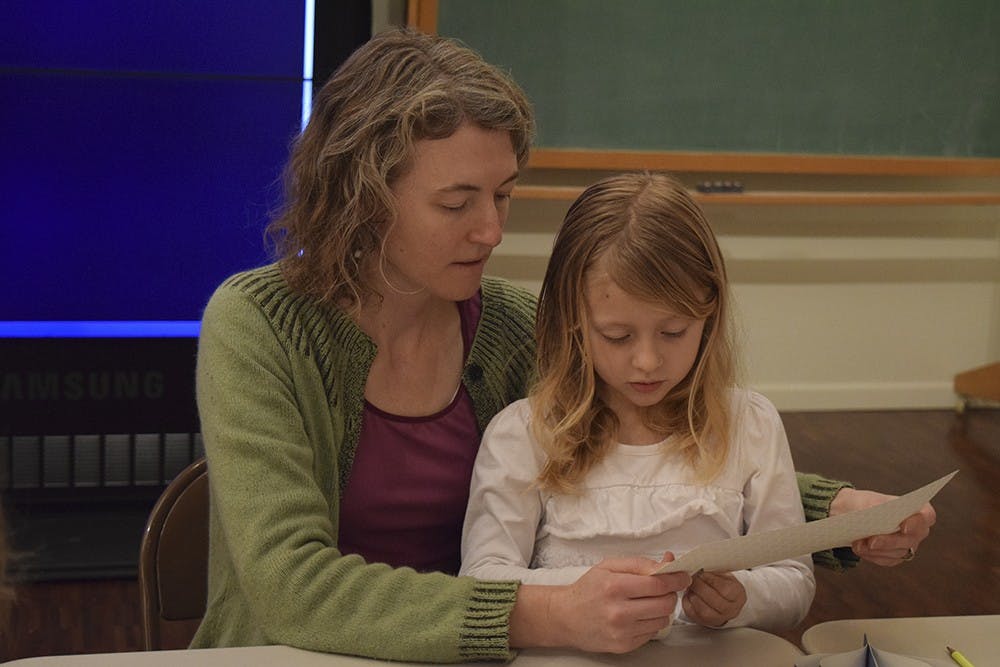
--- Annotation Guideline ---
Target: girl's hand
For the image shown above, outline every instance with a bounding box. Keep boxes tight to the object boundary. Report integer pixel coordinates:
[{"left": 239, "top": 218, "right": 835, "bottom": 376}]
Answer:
[
  {"left": 514, "top": 555, "right": 690, "bottom": 654},
  {"left": 681, "top": 570, "right": 747, "bottom": 628}
]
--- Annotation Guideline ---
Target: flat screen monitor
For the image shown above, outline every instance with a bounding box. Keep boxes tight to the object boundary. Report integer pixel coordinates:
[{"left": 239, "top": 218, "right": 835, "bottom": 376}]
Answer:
[{"left": 1, "top": 1, "right": 314, "bottom": 337}]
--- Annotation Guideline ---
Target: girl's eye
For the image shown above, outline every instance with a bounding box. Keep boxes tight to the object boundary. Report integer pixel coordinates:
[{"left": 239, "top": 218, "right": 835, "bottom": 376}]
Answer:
[
  {"left": 663, "top": 329, "right": 687, "bottom": 339},
  {"left": 441, "top": 202, "right": 468, "bottom": 212},
  {"left": 603, "top": 334, "right": 630, "bottom": 344}
]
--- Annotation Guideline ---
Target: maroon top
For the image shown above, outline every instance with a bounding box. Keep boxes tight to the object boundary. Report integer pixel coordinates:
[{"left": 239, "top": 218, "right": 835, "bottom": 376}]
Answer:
[{"left": 338, "top": 293, "right": 483, "bottom": 574}]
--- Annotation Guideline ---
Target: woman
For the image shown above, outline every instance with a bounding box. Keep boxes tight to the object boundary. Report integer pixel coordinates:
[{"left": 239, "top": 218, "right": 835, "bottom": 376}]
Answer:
[{"left": 191, "top": 27, "right": 933, "bottom": 662}]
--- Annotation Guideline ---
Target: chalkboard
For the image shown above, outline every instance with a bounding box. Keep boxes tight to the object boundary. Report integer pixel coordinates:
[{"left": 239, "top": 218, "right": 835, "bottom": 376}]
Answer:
[{"left": 437, "top": 0, "right": 1000, "bottom": 158}]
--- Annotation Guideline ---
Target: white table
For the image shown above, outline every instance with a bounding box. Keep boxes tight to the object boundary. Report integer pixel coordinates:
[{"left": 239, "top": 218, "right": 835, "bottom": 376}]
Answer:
[
  {"left": 801, "top": 615, "right": 1000, "bottom": 667},
  {"left": 2, "top": 625, "right": 802, "bottom": 666}
]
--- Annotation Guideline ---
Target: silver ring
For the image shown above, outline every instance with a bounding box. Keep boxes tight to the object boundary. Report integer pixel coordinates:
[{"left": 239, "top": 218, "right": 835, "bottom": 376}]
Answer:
[{"left": 901, "top": 547, "right": 915, "bottom": 562}]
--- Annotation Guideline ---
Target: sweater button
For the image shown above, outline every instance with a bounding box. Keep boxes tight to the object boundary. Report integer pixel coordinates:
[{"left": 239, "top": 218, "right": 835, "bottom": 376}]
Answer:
[{"left": 467, "top": 364, "right": 483, "bottom": 381}]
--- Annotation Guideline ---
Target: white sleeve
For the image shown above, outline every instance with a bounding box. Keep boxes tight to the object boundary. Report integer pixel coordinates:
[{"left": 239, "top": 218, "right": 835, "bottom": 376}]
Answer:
[
  {"left": 714, "top": 392, "right": 816, "bottom": 632},
  {"left": 460, "top": 402, "right": 590, "bottom": 586}
]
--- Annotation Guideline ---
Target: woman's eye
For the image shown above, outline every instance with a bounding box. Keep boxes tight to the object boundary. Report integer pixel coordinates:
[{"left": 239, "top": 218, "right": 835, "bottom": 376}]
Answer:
[
  {"left": 495, "top": 192, "right": 512, "bottom": 203},
  {"left": 603, "top": 334, "right": 630, "bottom": 344},
  {"left": 441, "top": 201, "right": 468, "bottom": 212}
]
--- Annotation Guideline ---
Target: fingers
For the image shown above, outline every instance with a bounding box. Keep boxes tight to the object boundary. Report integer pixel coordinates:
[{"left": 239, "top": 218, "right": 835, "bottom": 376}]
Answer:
[
  {"left": 852, "top": 535, "right": 918, "bottom": 567},
  {"left": 682, "top": 571, "right": 747, "bottom": 628},
  {"left": 649, "top": 570, "right": 693, "bottom": 594},
  {"left": 592, "top": 564, "right": 687, "bottom": 610},
  {"left": 595, "top": 555, "right": 691, "bottom": 593},
  {"left": 900, "top": 502, "right": 936, "bottom": 540},
  {"left": 878, "top": 505, "right": 933, "bottom": 546},
  {"left": 853, "top": 501, "right": 935, "bottom": 567},
  {"left": 684, "top": 590, "right": 725, "bottom": 626},
  {"left": 648, "top": 551, "right": 694, "bottom": 592},
  {"left": 552, "top": 564, "right": 680, "bottom": 654},
  {"left": 594, "top": 555, "right": 663, "bottom": 576},
  {"left": 624, "top": 620, "right": 672, "bottom": 649},
  {"left": 851, "top": 539, "right": 905, "bottom": 567},
  {"left": 829, "top": 487, "right": 892, "bottom": 517}
]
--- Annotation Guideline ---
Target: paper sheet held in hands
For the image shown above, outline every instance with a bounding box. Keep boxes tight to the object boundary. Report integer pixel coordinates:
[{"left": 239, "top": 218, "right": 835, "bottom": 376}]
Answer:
[{"left": 653, "top": 471, "right": 956, "bottom": 575}]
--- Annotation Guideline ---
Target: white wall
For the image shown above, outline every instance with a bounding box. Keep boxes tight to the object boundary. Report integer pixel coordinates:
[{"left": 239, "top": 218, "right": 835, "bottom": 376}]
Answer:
[{"left": 490, "top": 171, "right": 1000, "bottom": 411}]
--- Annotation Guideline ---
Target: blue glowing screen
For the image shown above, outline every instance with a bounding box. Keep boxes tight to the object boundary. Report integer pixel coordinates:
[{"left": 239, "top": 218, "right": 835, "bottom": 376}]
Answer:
[{"left": 0, "top": 2, "right": 308, "bottom": 333}]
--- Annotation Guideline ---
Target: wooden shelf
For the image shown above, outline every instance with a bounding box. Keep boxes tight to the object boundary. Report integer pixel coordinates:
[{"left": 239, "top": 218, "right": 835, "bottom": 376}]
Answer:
[
  {"left": 514, "top": 185, "right": 1000, "bottom": 206},
  {"left": 528, "top": 149, "right": 1000, "bottom": 177},
  {"left": 954, "top": 362, "right": 1000, "bottom": 409}
]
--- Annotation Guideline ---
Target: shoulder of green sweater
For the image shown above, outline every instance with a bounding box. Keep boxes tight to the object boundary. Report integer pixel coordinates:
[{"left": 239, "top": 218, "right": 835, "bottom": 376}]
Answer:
[
  {"left": 480, "top": 275, "right": 538, "bottom": 313},
  {"left": 208, "top": 262, "right": 303, "bottom": 305},
  {"left": 477, "top": 276, "right": 537, "bottom": 346},
  {"left": 204, "top": 263, "right": 297, "bottom": 328},
  {"left": 475, "top": 276, "right": 536, "bottom": 356},
  {"left": 205, "top": 263, "right": 370, "bottom": 356}
]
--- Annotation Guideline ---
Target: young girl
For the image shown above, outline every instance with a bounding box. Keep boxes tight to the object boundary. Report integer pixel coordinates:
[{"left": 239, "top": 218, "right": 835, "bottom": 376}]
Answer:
[{"left": 460, "top": 172, "right": 815, "bottom": 633}]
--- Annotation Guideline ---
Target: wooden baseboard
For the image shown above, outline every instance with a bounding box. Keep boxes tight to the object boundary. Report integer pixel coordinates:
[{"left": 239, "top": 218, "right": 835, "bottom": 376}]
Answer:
[{"left": 755, "top": 381, "right": 956, "bottom": 411}]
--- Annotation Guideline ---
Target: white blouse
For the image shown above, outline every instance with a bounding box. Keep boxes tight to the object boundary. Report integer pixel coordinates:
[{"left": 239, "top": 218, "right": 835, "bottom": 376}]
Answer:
[{"left": 459, "top": 389, "right": 815, "bottom": 633}]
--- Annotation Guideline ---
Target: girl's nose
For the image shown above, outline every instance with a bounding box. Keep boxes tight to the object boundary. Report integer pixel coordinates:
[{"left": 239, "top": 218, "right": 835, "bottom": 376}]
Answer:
[{"left": 632, "top": 340, "right": 663, "bottom": 372}]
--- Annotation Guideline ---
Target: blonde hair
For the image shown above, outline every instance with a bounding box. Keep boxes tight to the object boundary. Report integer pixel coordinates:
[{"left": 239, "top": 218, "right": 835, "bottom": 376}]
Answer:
[
  {"left": 531, "top": 172, "right": 736, "bottom": 492},
  {"left": 267, "top": 27, "right": 534, "bottom": 314}
]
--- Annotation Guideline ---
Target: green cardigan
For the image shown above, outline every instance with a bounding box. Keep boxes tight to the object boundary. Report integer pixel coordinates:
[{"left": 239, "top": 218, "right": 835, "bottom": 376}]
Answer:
[
  {"left": 191, "top": 266, "right": 535, "bottom": 662},
  {"left": 190, "top": 264, "right": 854, "bottom": 662}
]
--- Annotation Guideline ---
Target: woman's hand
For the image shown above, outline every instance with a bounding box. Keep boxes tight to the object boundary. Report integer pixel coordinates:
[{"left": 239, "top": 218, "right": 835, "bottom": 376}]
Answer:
[
  {"left": 510, "top": 554, "right": 690, "bottom": 654},
  {"left": 681, "top": 570, "right": 747, "bottom": 627},
  {"left": 830, "top": 487, "right": 936, "bottom": 566}
]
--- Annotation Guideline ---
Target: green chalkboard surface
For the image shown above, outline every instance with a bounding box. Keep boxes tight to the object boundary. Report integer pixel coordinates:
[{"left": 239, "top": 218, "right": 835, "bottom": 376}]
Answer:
[{"left": 437, "top": 0, "right": 1000, "bottom": 158}]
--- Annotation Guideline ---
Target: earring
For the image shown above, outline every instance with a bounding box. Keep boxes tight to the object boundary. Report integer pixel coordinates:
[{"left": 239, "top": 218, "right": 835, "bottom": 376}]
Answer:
[
  {"left": 377, "top": 254, "right": 425, "bottom": 296},
  {"left": 376, "top": 234, "right": 424, "bottom": 296}
]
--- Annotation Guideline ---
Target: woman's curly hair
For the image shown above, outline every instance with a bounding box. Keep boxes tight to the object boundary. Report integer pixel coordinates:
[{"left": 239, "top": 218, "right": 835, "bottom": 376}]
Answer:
[{"left": 267, "top": 27, "right": 534, "bottom": 314}]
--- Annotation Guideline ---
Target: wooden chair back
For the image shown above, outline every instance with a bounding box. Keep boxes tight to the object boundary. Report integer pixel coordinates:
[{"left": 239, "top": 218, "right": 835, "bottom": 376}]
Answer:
[{"left": 138, "top": 457, "right": 209, "bottom": 650}]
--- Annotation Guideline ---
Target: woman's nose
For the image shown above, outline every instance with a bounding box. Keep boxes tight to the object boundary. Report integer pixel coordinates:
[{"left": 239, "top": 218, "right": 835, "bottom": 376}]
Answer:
[{"left": 469, "top": 202, "right": 505, "bottom": 247}]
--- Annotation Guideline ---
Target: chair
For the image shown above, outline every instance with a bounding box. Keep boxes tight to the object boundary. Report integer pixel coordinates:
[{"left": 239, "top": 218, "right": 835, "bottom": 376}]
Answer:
[{"left": 139, "top": 457, "right": 209, "bottom": 650}]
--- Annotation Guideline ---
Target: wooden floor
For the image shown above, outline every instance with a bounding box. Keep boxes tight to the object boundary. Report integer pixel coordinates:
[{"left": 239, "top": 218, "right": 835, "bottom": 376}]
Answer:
[{"left": 2, "top": 408, "right": 998, "bottom": 661}]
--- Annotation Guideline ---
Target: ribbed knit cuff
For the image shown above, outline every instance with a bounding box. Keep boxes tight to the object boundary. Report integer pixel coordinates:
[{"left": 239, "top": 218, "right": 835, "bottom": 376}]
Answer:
[
  {"left": 798, "top": 473, "right": 861, "bottom": 571},
  {"left": 798, "top": 473, "right": 852, "bottom": 522},
  {"left": 458, "top": 580, "right": 520, "bottom": 661}
]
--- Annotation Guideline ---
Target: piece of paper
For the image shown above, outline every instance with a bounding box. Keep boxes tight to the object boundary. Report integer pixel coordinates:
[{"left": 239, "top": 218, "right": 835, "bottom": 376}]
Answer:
[
  {"left": 653, "top": 471, "right": 956, "bottom": 575},
  {"left": 795, "top": 653, "right": 950, "bottom": 667},
  {"left": 793, "top": 635, "right": 952, "bottom": 667}
]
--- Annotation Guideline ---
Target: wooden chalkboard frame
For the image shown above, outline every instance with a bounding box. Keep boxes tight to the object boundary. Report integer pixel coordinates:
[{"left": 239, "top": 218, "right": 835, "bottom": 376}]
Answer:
[
  {"left": 408, "top": 1, "right": 1000, "bottom": 177},
  {"left": 513, "top": 184, "right": 1000, "bottom": 207}
]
